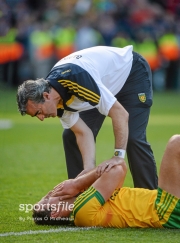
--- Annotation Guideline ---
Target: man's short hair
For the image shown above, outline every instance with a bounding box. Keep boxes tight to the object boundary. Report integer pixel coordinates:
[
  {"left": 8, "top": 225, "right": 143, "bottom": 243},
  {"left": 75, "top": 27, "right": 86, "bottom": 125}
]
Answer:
[
  {"left": 17, "top": 79, "right": 51, "bottom": 116},
  {"left": 32, "top": 209, "right": 74, "bottom": 226}
]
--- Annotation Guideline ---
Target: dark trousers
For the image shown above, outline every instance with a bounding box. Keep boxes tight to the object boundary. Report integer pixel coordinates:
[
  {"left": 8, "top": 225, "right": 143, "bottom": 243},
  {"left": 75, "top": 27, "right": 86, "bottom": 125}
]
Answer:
[{"left": 63, "top": 52, "right": 158, "bottom": 189}]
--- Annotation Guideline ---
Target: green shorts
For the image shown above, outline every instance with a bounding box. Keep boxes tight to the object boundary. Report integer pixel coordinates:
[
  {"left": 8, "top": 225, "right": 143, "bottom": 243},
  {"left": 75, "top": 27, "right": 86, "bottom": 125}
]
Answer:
[{"left": 155, "top": 187, "right": 180, "bottom": 228}]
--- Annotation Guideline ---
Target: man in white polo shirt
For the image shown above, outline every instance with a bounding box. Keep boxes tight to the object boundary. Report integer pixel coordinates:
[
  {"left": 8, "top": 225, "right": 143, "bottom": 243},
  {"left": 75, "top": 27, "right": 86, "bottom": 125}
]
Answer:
[{"left": 17, "top": 45, "right": 158, "bottom": 189}]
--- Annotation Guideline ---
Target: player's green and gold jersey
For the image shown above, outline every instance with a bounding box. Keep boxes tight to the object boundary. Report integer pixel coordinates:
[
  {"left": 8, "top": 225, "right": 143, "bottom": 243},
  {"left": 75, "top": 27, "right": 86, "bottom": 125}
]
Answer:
[
  {"left": 73, "top": 186, "right": 163, "bottom": 228},
  {"left": 155, "top": 187, "right": 180, "bottom": 228}
]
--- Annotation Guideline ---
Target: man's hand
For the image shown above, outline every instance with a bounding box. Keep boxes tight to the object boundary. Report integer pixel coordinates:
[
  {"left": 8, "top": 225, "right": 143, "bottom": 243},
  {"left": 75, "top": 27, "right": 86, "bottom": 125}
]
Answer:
[
  {"left": 51, "top": 179, "right": 79, "bottom": 200},
  {"left": 96, "top": 157, "right": 126, "bottom": 176}
]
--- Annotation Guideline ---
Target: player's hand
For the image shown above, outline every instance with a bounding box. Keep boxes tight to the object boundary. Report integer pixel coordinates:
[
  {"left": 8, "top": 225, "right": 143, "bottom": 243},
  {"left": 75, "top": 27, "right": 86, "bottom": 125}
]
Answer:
[
  {"left": 96, "top": 157, "right": 125, "bottom": 176},
  {"left": 76, "top": 168, "right": 92, "bottom": 178},
  {"left": 50, "top": 179, "right": 79, "bottom": 200},
  {"left": 34, "top": 190, "right": 53, "bottom": 211}
]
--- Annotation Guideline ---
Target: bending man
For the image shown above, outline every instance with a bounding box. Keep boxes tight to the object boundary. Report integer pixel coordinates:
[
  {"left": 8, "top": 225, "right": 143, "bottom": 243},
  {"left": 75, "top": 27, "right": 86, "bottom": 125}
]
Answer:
[{"left": 17, "top": 45, "right": 157, "bottom": 188}]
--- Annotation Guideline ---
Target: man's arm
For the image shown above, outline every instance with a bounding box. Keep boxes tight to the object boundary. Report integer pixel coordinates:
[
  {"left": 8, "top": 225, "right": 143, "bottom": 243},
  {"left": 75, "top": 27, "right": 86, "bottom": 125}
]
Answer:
[
  {"left": 108, "top": 100, "right": 129, "bottom": 150},
  {"left": 71, "top": 117, "right": 96, "bottom": 171},
  {"left": 95, "top": 100, "right": 129, "bottom": 172},
  {"left": 71, "top": 100, "right": 129, "bottom": 173},
  {"left": 73, "top": 159, "right": 127, "bottom": 202},
  {"left": 96, "top": 100, "right": 128, "bottom": 173},
  {"left": 51, "top": 167, "right": 100, "bottom": 200},
  {"left": 51, "top": 158, "right": 127, "bottom": 200}
]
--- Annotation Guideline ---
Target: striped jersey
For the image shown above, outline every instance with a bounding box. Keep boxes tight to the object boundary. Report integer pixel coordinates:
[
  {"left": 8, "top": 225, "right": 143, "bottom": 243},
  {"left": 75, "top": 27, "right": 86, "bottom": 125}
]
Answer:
[
  {"left": 46, "top": 45, "right": 133, "bottom": 128},
  {"left": 73, "top": 186, "right": 180, "bottom": 228},
  {"left": 73, "top": 186, "right": 162, "bottom": 228}
]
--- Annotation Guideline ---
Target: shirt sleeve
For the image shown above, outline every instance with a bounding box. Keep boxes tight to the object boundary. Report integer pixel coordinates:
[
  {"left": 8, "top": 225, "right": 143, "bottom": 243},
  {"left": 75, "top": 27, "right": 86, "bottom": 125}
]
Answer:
[
  {"left": 54, "top": 63, "right": 101, "bottom": 107},
  {"left": 97, "top": 83, "right": 117, "bottom": 116},
  {"left": 59, "top": 111, "right": 79, "bottom": 129},
  {"left": 58, "top": 64, "right": 117, "bottom": 116},
  {"left": 73, "top": 186, "right": 105, "bottom": 227},
  {"left": 48, "top": 63, "right": 117, "bottom": 120}
]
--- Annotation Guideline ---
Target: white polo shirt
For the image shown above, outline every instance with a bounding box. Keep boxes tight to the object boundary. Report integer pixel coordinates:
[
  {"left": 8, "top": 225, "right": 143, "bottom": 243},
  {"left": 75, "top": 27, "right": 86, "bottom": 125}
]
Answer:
[{"left": 47, "top": 45, "right": 133, "bottom": 128}]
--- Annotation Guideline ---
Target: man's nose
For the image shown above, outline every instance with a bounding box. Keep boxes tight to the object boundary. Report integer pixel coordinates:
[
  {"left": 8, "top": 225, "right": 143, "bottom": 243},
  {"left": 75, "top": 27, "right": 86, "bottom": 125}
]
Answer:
[{"left": 36, "top": 114, "right": 44, "bottom": 121}]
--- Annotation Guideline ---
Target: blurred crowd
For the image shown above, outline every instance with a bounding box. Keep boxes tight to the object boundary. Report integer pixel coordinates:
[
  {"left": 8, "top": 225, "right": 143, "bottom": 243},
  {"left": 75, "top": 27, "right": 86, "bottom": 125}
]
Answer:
[{"left": 0, "top": 0, "right": 180, "bottom": 91}]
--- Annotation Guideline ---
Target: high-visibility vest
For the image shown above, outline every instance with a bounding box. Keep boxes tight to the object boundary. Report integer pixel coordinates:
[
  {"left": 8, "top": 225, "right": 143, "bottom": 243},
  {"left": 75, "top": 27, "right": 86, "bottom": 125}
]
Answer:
[
  {"left": 54, "top": 27, "right": 76, "bottom": 59},
  {"left": 112, "top": 36, "right": 138, "bottom": 52},
  {"left": 0, "top": 28, "right": 24, "bottom": 64},
  {"left": 30, "top": 30, "right": 54, "bottom": 60},
  {"left": 158, "top": 33, "right": 179, "bottom": 61},
  {"left": 112, "top": 36, "right": 161, "bottom": 70},
  {"left": 136, "top": 38, "right": 160, "bottom": 70}
]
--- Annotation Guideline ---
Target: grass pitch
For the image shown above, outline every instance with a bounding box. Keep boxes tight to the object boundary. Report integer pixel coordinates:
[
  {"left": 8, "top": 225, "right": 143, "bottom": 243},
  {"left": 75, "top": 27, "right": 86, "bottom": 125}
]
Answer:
[{"left": 0, "top": 83, "right": 180, "bottom": 242}]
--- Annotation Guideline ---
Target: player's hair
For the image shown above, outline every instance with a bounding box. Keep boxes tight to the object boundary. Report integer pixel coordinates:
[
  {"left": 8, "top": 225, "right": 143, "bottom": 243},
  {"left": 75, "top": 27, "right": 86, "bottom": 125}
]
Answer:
[
  {"left": 32, "top": 209, "right": 74, "bottom": 226},
  {"left": 16, "top": 78, "right": 51, "bottom": 116}
]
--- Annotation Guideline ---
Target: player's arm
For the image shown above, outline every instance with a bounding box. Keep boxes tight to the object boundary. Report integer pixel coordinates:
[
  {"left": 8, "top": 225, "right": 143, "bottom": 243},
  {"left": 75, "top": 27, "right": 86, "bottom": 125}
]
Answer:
[
  {"left": 71, "top": 117, "right": 96, "bottom": 172},
  {"left": 51, "top": 167, "right": 99, "bottom": 200},
  {"left": 74, "top": 159, "right": 127, "bottom": 196},
  {"left": 51, "top": 158, "right": 126, "bottom": 200},
  {"left": 92, "top": 159, "right": 127, "bottom": 202}
]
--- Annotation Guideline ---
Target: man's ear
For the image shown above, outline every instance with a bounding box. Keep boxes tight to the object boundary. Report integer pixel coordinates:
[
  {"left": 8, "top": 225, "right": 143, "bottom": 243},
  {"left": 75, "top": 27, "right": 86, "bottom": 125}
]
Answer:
[
  {"left": 43, "top": 92, "right": 50, "bottom": 100},
  {"left": 51, "top": 210, "right": 60, "bottom": 218}
]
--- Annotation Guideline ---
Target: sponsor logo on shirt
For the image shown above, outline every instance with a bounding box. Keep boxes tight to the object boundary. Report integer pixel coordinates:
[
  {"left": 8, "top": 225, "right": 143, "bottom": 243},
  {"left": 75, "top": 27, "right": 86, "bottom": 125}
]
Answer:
[
  {"left": 61, "top": 69, "right": 71, "bottom": 75},
  {"left": 110, "top": 188, "right": 120, "bottom": 201},
  {"left": 63, "top": 55, "right": 82, "bottom": 61}
]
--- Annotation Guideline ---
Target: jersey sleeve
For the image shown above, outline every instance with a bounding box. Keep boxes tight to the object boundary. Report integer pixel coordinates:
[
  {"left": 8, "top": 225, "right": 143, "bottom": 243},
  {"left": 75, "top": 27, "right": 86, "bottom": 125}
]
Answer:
[{"left": 73, "top": 186, "right": 105, "bottom": 227}]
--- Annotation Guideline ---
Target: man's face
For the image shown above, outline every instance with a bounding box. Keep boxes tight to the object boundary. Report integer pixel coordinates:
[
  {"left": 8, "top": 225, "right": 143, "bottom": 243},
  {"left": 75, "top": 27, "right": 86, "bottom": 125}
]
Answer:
[
  {"left": 26, "top": 92, "right": 57, "bottom": 121},
  {"left": 35, "top": 196, "right": 73, "bottom": 218}
]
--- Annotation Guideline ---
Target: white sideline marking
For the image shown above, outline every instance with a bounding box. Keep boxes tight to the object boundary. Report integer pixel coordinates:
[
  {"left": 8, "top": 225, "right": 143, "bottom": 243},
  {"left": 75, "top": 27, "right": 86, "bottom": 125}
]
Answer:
[
  {"left": 0, "top": 227, "right": 93, "bottom": 237},
  {"left": 0, "top": 119, "right": 13, "bottom": 129}
]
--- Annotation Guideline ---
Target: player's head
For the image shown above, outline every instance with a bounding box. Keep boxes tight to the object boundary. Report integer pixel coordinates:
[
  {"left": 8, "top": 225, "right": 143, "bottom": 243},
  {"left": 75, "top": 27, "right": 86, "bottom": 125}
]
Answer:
[
  {"left": 17, "top": 78, "right": 51, "bottom": 116},
  {"left": 32, "top": 196, "right": 74, "bottom": 225}
]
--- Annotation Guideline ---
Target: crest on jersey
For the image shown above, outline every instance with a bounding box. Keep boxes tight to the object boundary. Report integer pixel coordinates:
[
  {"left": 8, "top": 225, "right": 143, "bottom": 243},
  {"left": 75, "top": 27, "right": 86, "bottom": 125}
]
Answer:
[{"left": 138, "top": 93, "right": 146, "bottom": 103}]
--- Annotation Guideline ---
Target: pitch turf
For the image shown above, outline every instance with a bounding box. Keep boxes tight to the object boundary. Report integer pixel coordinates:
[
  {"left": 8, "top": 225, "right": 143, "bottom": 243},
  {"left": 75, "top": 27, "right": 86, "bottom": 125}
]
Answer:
[{"left": 0, "top": 83, "right": 180, "bottom": 242}]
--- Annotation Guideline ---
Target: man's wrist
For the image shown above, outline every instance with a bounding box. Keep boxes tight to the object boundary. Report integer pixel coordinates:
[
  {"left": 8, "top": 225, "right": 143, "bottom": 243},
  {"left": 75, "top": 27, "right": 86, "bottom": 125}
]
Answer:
[{"left": 114, "top": 149, "right": 126, "bottom": 158}]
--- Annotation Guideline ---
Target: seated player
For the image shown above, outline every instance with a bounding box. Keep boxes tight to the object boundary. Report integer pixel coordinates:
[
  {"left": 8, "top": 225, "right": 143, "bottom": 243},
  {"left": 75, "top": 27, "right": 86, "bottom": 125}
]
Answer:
[{"left": 33, "top": 135, "right": 180, "bottom": 228}]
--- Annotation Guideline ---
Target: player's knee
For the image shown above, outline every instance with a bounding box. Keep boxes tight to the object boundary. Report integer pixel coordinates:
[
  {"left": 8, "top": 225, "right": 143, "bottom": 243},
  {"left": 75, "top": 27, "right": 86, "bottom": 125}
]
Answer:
[
  {"left": 168, "top": 135, "right": 180, "bottom": 145},
  {"left": 121, "top": 160, "right": 128, "bottom": 175},
  {"left": 115, "top": 160, "right": 128, "bottom": 178},
  {"left": 168, "top": 135, "right": 180, "bottom": 155}
]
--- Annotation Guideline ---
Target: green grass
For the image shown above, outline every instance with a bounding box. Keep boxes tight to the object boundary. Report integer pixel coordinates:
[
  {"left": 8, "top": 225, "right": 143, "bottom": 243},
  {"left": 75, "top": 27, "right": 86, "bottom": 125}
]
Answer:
[{"left": 0, "top": 83, "right": 180, "bottom": 242}]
